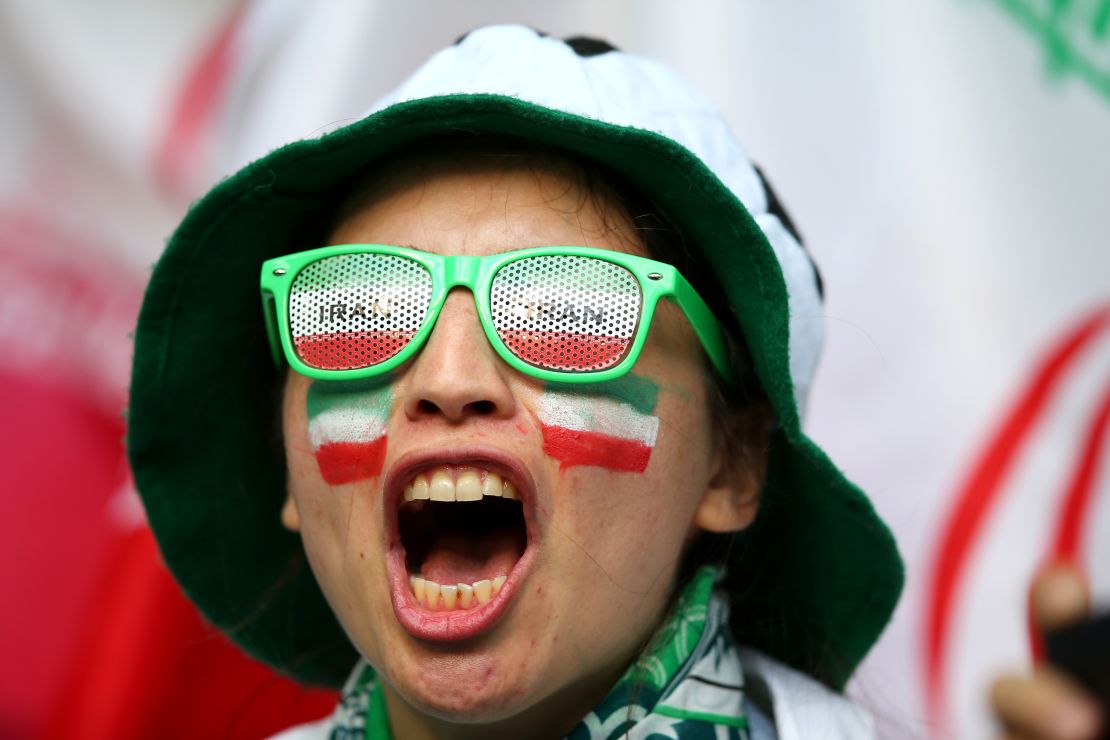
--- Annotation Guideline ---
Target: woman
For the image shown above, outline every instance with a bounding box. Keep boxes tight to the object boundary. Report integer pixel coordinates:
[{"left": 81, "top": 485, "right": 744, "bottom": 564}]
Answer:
[{"left": 128, "top": 25, "right": 903, "bottom": 738}]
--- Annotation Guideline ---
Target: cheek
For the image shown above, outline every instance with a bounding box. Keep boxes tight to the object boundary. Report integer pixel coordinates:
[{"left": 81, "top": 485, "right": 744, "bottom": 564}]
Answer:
[
  {"left": 303, "top": 381, "right": 393, "bottom": 484},
  {"left": 549, "top": 462, "right": 696, "bottom": 611},
  {"left": 535, "top": 375, "right": 661, "bottom": 474},
  {"left": 283, "top": 383, "right": 388, "bottom": 631},
  {"left": 540, "top": 380, "right": 711, "bottom": 596}
]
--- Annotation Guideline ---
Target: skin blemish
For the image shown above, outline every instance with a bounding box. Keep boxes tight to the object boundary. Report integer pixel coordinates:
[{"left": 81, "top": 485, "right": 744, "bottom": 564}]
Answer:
[
  {"left": 537, "top": 373, "right": 660, "bottom": 473},
  {"left": 306, "top": 377, "right": 393, "bottom": 485}
]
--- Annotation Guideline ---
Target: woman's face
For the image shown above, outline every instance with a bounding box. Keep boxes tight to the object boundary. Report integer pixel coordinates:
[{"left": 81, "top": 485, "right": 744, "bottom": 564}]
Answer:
[{"left": 281, "top": 154, "right": 758, "bottom": 737}]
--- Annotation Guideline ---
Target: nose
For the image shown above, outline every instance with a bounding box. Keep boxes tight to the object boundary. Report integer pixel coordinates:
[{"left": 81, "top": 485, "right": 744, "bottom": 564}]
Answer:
[{"left": 401, "top": 288, "right": 517, "bottom": 424}]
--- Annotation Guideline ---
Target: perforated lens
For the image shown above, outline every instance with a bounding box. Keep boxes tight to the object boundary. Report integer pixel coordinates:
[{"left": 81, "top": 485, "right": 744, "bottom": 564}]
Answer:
[
  {"left": 288, "top": 253, "right": 433, "bottom": 370},
  {"left": 490, "top": 255, "right": 642, "bottom": 372}
]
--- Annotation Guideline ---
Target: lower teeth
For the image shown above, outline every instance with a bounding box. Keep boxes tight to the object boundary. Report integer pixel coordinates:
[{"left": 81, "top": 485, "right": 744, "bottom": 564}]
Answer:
[{"left": 410, "top": 574, "right": 507, "bottom": 610}]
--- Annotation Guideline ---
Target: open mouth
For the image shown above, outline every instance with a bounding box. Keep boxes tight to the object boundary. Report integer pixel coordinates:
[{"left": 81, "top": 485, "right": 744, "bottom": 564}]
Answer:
[{"left": 391, "top": 461, "right": 532, "bottom": 632}]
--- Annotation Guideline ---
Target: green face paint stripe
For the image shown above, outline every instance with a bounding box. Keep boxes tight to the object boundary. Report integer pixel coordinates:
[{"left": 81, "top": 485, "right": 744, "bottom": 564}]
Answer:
[
  {"left": 306, "top": 379, "right": 393, "bottom": 419},
  {"left": 543, "top": 372, "right": 659, "bottom": 414},
  {"left": 307, "top": 375, "right": 395, "bottom": 396},
  {"left": 650, "top": 704, "right": 749, "bottom": 729}
]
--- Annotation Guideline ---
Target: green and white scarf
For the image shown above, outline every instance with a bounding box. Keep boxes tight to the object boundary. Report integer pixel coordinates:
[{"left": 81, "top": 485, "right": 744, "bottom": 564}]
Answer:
[{"left": 324, "top": 566, "right": 752, "bottom": 739}]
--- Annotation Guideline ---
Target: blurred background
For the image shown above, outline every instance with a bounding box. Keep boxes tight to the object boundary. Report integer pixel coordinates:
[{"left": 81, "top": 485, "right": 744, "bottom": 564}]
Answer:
[{"left": 1, "top": 1, "right": 1107, "bottom": 738}]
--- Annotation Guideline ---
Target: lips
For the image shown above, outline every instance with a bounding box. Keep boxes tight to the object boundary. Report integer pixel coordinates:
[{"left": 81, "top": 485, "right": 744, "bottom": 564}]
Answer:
[{"left": 383, "top": 447, "right": 539, "bottom": 642}]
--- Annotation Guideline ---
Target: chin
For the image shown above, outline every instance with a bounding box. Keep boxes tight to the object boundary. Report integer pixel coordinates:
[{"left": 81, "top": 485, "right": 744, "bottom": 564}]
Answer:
[{"left": 387, "top": 653, "right": 537, "bottom": 723}]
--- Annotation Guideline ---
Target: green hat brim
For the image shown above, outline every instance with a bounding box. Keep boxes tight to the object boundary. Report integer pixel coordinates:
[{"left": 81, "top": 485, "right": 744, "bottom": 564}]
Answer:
[{"left": 128, "top": 94, "right": 902, "bottom": 690}]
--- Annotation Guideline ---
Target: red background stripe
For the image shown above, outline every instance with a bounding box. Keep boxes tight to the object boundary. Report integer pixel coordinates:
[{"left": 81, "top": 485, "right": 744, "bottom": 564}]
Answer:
[{"left": 923, "top": 305, "right": 1110, "bottom": 724}]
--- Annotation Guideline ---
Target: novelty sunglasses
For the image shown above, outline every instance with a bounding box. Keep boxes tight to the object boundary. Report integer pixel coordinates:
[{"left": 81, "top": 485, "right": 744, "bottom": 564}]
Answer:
[{"left": 261, "top": 244, "right": 731, "bottom": 384}]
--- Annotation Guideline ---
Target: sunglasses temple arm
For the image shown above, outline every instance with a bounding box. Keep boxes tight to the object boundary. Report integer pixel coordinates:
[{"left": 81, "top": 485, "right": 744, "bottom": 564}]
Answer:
[
  {"left": 260, "top": 291, "right": 284, "bottom": 368},
  {"left": 672, "top": 276, "right": 734, "bottom": 384}
]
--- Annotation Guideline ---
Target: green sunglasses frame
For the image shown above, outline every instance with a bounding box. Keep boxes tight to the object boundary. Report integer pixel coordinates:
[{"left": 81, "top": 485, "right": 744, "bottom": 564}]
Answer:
[{"left": 260, "top": 243, "right": 732, "bottom": 384}]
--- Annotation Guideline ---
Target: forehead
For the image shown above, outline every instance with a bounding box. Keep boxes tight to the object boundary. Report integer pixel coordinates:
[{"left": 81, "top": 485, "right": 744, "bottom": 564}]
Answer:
[{"left": 326, "top": 151, "right": 646, "bottom": 259}]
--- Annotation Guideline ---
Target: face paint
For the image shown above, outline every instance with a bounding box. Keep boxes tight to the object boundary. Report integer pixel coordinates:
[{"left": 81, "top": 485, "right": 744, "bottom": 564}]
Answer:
[
  {"left": 537, "top": 374, "right": 660, "bottom": 473},
  {"left": 306, "top": 378, "right": 392, "bottom": 485}
]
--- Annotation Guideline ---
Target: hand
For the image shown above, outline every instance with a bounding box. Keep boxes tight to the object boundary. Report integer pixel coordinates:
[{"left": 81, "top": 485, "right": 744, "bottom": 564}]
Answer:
[{"left": 990, "top": 563, "right": 1106, "bottom": 739}]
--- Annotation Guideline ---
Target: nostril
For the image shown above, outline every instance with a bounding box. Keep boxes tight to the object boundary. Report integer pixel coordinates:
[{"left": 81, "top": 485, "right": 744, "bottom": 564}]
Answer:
[
  {"left": 414, "top": 398, "right": 499, "bottom": 418},
  {"left": 468, "top": 400, "right": 496, "bottom": 415}
]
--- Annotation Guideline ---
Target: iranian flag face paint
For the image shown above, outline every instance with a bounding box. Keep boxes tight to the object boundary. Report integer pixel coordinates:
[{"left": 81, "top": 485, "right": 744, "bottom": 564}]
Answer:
[
  {"left": 305, "top": 379, "right": 392, "bottom": 485},
  {"left": 538, "top": 374, "right": 660, "bottom": 473}
]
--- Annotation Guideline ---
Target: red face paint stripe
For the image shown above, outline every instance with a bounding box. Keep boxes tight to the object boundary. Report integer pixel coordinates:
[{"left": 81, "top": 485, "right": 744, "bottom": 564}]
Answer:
[
  {"left": 313, "top": 438, "right": 388, "bottom": 485},
  {"left": 540, "top": 425, "right": 652, "bottom": 473}
]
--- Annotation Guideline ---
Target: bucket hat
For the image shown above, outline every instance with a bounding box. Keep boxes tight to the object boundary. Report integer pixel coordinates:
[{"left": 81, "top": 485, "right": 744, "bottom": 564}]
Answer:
[{"left": 128, "top": 24, "right": 902, "bottom": 690}]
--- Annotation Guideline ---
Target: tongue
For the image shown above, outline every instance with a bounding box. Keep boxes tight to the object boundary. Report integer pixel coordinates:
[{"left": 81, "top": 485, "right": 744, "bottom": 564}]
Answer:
[{"left": 420, "top": 528, "right": 523, "bottom": 586}]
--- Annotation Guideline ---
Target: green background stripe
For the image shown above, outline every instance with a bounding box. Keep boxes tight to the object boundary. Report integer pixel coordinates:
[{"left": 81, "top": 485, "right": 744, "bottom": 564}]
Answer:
[{"left": 992, "top": 0, "right": 1110, "bottom": 104}]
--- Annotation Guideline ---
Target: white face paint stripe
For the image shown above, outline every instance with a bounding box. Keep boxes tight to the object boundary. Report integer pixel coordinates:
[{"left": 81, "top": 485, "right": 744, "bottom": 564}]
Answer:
[
  {"left": 308, "top": 407, "right": 389, "bottom": 448},
  {"left": 536, "top": 393, "right": 659, "bottom": 446}
]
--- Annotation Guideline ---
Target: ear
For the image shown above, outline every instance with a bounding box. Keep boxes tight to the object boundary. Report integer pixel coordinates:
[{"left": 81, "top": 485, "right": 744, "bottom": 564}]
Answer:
[
  {"left": 281, "top": 493, "right": 301, "bottom": 532},
  {"left": 693, "top": 406, "right": 770, "bottom": 534},
  {"left": 692, "top": 460, "right": 761, "bottom": 533}
]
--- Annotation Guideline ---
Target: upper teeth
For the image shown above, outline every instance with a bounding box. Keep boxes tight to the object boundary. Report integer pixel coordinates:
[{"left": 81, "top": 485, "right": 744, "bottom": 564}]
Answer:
[{"left": 403, "top": 466, "right": 519, "bottom": 503}]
